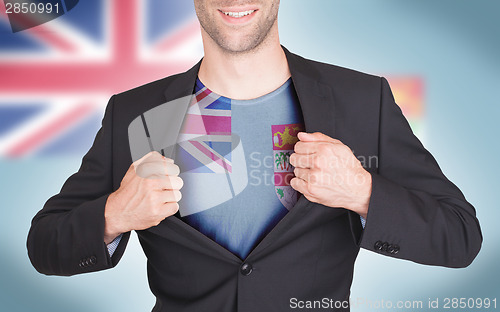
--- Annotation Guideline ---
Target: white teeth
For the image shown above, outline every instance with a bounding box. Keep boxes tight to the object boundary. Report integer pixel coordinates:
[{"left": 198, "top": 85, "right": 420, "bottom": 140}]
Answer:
[{"left": 223, "top": 10, "right": 255, "bottom": 18}]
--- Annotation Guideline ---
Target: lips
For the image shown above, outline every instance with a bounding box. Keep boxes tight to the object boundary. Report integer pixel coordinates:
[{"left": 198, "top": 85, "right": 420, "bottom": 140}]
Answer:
[{"left": 218, "top": 7, "right": 258, "bottom": 24}]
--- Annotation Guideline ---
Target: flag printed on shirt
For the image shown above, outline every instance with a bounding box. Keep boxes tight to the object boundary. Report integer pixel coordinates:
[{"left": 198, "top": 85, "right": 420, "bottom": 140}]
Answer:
[
  {"left": 176, "top": 85, "right": 232, "bottom": 174},
  {"left": 272, "top": 123, "right": 304, "bottom": 210}
]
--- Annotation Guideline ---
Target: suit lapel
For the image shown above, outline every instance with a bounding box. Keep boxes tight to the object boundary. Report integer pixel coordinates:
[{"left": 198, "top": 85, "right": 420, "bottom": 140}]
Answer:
[
  {"left": 154, "top": 48, "right": 338, "bottom": 261},
  {"left": 159, "top": 61, "right": 201, "bottom": 159},
  {"left": 146, "top": 61, "right": 246, "bottom": 262},
  {"left": 163, "top": 61, "right": 201, "bottom": 102},
  {"left": 244, "top": 48, "right": 338, "bottom": 258},
  {"left": 128, "top": 62, "right": 202, "bottom": 162},
  {"left": 284, "top": 47, "right": 336, "bottom": 137},
  {"left": 153, "top": 48, "right": 337, "bottom": 161},
  {"left": 159, "top": 48, "right": 338, "bottom": 139}
]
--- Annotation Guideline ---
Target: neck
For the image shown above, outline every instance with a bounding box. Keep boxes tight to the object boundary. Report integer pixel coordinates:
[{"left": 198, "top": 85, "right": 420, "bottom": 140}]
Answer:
[{"left": 198, "top": 25, "right": 290, "bottom": 100}]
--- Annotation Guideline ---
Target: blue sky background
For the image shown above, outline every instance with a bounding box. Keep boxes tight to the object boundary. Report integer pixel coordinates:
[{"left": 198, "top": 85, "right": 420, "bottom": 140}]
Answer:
[{"left": 1, "top": 0, "right": 499, "bottom": 311}]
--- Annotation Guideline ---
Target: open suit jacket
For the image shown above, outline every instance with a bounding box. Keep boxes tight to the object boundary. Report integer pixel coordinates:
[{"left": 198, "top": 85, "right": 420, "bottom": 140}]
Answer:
[{"left": 27, "top": 47, "right": 482, "bottom": 312}]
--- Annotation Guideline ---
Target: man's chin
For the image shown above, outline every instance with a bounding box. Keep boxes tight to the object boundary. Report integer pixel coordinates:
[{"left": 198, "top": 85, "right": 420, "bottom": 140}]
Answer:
[
  {"left": 220, "top": 45, "right": 259, "bottom": 55},
  {"left": 215, "top": 36, "right": 267, "bottom": 55}
]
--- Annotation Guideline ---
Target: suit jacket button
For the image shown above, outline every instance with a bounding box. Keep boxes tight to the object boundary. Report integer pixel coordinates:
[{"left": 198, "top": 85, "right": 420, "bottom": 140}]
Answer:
[
  {"left": 387, "top": 244, "right": 395, "bottom": 254},
  {"left": 393, "top": 245, "right": 400, "bottom": 254},
  {"left": 89, "top": 256, "right": 97, "bottom": 265},
  {"left": 381, "top": 242, "right": 389, "bottom": 252},
  {"left": 374, "top": 241, "right": 383, "bottom": 251},
  {"left": 240, "top": 263, "right": 253, "bottom": 276}
]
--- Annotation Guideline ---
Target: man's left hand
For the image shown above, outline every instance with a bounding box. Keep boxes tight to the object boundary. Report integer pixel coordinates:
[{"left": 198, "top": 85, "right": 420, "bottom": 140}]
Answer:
[{"left": 289, "top": 132, "right": 372, "bottom": 219}]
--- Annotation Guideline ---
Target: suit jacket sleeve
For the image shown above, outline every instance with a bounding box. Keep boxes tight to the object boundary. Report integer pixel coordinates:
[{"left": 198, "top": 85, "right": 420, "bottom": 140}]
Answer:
[
  {"left": 27, "top": 95, "right": 130, "bottom": 276},
  {"left": 357, "top": 77, "right": 482, "bottom": 268}
]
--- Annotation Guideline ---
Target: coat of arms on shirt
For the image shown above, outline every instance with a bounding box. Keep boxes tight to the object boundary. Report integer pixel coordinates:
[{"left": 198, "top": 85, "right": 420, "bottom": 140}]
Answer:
[{"left": 272, "top": 123, "right": 304, "bottom": 210}]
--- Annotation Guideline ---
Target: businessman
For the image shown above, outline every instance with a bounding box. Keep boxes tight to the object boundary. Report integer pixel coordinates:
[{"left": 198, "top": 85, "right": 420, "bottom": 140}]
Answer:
[{"left": 27, "top": 1, "right": 482, "bottom": 311}]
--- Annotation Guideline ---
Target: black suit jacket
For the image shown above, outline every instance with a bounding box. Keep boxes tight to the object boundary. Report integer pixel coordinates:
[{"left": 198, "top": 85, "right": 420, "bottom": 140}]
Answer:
[{"left": 27, "top": 47, "right": 482, "bottom": 311}]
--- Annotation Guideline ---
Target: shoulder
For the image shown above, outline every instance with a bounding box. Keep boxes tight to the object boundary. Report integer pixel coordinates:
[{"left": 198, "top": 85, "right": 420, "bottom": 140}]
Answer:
[
  {"left": 288, "top": 51, "right": 382, "bottom": 91},
  {"left": 93, "top": 72, "right": 185, "bottom": 138},
  {"left": 107, "top": 69, "right": 195, "bottom": 126}
]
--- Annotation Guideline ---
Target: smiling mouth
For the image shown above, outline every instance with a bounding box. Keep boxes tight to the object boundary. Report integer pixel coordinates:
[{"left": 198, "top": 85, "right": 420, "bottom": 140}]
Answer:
[{"left": 220, "top": 10, "right": 256, "bottom": 18}]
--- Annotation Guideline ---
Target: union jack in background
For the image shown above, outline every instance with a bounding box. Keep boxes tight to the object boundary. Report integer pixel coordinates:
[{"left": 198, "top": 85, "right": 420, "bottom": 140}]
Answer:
[
  {"left": 0, "top": 0, "right": 203, "bottom": 158},
  {"left": 0, "top": 0, "right": 424, "bottom": 159}
]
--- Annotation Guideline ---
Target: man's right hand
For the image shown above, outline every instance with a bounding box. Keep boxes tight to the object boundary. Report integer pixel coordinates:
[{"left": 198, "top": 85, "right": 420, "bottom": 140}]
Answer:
[{"left": 103, "top": 151, "right": 183, "bottom": 244}]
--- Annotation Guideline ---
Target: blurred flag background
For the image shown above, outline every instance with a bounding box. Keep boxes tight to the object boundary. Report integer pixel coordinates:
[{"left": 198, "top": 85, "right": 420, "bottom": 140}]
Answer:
[
  {"left": 0, "top": 0, "right": 498, "bottom": 311},
  {"left": 0, "top": 0, "right": 202, "bottom": 158}
]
